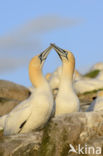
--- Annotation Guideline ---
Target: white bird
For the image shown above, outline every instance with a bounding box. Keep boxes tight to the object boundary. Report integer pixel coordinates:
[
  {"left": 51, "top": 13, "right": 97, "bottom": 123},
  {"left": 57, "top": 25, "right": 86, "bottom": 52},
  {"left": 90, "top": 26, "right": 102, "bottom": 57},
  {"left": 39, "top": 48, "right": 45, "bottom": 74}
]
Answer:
[
  {"left": 49, "top": 66, "right": 62, "bottom": 90},
  {"left": 74, "top": 74, "right": 103, "bottom": 94},
  {"left": 96, "top": 70, "right": 103, "bottom": 81},
  {"left": 28, "top": 73, "right": 52, "bottom": 93},
  {"left": 73, "top": 70, "right": 83, "bottom": 81},
  {"left": 51, "top": 44, "right": 80, "bottom": 116},
  {"left": 48, "top": 66, "right": 82, "bottom": 91},
  {"left": 90, "top": 62, "right": 103, "bottom": 71},
  {"left": 87, "top": 90, "right": 103, "bottom": 112},
  {"left": 0, "top": 46, "right": 55, "bottom": 135}
]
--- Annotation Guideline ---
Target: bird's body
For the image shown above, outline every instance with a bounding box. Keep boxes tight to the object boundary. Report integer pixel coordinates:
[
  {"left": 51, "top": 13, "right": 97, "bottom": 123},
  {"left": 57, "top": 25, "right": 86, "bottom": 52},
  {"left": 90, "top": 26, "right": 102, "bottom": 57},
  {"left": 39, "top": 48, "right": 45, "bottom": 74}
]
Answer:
[
  {"left": 96, "top": 70, "right": 103, "bottom": 81},
  {"left": 87, "top": 91, "right": 103, "bottom": 112},
  {"left": 73, "top": 70, "right": 83, "bottom": 81},
  {"left": 49, "top": 66, "right": 62, "bottom": 90},
  {"left": 0, "top": 46, "right": 54, "bottom": 135},
  {"left": 28, "top": 86, "right": 35, "bottom": 92},
  {"left": 3, "top": 83, "right": 53, "bottom": 135},
  {"left": 90, "top": 62, "right": 103, "bottom": 71},
  {"left": 51, "top": 44, "right": 80, "bottom": 116},
  {"left": 56, "top": 79, "right": 79, "bottom": 115},
  {"left": 74, "top": 78, "right": 103, "bottom": 94},
  {"left": 48, "top": 65, "right": 82, "bottom": 91},
  {"left": 74, "top": 67, "right": 103, "bottom": 94}
]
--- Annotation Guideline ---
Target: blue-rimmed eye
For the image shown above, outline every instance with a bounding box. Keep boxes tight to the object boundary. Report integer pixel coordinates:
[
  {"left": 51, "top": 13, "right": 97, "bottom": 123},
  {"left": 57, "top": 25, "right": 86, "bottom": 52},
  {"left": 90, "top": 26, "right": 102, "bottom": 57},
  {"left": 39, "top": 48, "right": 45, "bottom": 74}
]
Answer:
[
  {"left": 38, "top": 54, "right": 43, "bottom": 63},
  {"left": 61, "top": 50, "right": 68, "bottom": 60},
  {"left": 65, "top": 51, "right": 68, "bottom": 60}
]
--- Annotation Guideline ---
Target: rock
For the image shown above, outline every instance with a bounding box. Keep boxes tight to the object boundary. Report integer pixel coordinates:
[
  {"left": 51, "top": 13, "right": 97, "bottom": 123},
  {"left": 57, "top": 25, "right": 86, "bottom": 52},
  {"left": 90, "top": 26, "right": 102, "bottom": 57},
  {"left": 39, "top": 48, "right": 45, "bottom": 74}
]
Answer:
[
  {"left": 0, "top": 131, "right": 43, "bottom": 156},
  {"left": 0, "top": 80, "right": 30, "bottom": 101},
  {"left": 38, "top": 112, "right": 103, "bottom": 156},
  {"left": 0, "top": 127, "right": 3, "bottom": 137},
  {"left": 1, "top": 112, "right": 103, "bottom": 156},
  {"left": 0, "top": 99, "right": 20, "bottom": 116},
  {"left": 0, "top": 80, "right": 31, "bottom": 115}
]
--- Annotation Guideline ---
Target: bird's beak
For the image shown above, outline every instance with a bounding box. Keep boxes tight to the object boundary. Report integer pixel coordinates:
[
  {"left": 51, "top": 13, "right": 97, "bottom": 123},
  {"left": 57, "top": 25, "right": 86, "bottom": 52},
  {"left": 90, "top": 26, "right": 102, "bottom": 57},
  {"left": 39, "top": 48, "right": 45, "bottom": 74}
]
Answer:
[
  {"left": 51, "top": 43, "right": 68, "bottom": 59},
  {"left": 39, "top": 45, "right": 52, "bottom": 63}
]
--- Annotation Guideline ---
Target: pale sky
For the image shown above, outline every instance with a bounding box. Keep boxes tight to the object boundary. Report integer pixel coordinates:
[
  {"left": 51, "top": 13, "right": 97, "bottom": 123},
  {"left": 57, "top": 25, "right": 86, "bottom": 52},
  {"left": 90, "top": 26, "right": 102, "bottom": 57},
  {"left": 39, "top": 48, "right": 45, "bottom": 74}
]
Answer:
[{"left": 0, "top": 0, "right": 103, "bottom": 86}]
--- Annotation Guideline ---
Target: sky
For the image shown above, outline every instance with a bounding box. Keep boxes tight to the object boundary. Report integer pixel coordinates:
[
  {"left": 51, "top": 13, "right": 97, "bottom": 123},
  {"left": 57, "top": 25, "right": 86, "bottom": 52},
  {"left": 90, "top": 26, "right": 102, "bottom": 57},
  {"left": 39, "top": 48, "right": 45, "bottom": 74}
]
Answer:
[{"left": 0, "top": 0, "right": 103, "bottom": 87}]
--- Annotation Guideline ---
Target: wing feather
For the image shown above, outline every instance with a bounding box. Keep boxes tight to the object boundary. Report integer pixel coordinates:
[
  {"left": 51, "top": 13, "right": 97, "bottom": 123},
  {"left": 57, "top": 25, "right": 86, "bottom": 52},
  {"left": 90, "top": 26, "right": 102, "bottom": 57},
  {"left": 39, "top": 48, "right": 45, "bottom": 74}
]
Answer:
[{"left": 4, "top": 105, "right": 32, "bottom": 135}]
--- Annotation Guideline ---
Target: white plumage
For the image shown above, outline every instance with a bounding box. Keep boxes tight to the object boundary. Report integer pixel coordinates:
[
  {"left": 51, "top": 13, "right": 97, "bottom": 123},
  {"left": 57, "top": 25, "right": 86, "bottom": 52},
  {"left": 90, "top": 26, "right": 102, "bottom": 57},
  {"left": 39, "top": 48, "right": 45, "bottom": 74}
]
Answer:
[
  {"left": 87, "top": 91, "right": 103, "bottom": 112},
  {"left": 51, "top": 44, "right": 80, "bottom": 116},
  {"left": 74, "top": 77, "right": 103, "bottom": 94},
  {"left": 0, "top": 46, "right": 55, "bottom": 135}
]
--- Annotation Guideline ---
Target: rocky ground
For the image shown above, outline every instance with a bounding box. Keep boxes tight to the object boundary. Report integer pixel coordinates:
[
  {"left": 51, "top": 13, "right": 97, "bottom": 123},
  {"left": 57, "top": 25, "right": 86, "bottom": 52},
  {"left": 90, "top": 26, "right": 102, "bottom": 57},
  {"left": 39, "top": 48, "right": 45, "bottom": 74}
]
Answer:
[
  {"left": 0, "top": 80, "right": 30, "bottom": 116},
  {"left": 0, "top": 80, "right": 103, "bottom": 156}
]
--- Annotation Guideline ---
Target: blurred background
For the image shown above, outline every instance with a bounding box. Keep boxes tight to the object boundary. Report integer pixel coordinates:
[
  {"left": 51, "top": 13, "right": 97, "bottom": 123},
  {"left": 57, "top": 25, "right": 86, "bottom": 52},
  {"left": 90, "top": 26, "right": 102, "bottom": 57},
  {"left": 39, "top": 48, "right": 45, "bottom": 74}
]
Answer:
[{"left": 0, "top": 0, "right": 103, "bottom": 87}]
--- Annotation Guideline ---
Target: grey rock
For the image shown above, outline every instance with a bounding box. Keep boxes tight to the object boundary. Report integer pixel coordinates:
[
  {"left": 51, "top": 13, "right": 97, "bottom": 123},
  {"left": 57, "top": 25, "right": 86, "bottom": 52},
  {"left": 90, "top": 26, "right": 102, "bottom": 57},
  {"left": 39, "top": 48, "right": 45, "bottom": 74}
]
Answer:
[
  {"left": 0, "top": 80, "right": 30, "bottom": 101},
  {"left": 0, "top": 80, "right": 31, "bottom": 115},
  {"left": 1, "top": 112, "right": 103, "bottom": 156},
  {"left": 0, "top": 131, "right": 43, "bottom": 156},
  {"left": 38, "top": 112, "right": 103, "bottom": 156}
]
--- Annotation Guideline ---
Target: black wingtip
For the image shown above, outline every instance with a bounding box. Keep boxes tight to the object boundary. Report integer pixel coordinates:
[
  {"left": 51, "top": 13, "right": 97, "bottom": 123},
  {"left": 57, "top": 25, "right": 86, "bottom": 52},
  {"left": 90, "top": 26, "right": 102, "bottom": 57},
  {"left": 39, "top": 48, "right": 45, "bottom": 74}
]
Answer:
[{"left": 19, "top": 120, "right": 27, "bottom": 129}]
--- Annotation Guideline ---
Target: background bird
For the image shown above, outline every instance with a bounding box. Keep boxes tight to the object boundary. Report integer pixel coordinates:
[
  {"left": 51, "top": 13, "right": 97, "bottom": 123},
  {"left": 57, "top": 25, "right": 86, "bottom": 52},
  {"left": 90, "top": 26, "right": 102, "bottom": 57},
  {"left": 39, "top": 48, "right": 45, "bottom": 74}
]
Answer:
[{"left": 87, "top": 90, "right": 103, "bottom": 112}]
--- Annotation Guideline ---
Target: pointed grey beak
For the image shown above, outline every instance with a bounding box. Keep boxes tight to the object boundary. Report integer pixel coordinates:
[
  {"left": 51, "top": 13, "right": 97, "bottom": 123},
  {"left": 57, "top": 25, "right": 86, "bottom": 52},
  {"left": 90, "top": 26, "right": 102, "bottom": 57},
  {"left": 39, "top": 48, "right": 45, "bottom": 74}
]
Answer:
[
  {"left": 39, "top": 45, "right": 52, "bottom": 63},
  {"left": 50, "top": 43, "right": 68, "bottom": 59}
]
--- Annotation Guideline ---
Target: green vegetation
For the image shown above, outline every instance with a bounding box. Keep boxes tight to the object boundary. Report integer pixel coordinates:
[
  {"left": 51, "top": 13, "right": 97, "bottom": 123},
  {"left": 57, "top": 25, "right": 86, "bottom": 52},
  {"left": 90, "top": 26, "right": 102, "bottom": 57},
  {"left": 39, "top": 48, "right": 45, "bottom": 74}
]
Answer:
[
  {"left": 84, "top": 70, "right": 100, "bottom": 78},
  {"left": 38, "top": 123, "right": 55, "bottom": 156},
  {"left": 82, "top": 88, "right": 103, "bottom": 95}
]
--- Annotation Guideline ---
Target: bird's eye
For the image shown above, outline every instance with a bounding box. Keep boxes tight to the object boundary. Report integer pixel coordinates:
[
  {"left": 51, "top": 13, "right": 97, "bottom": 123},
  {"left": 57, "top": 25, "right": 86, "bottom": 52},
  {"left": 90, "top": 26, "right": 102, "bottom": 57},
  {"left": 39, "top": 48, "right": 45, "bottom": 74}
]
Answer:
[
  {"left": 63, "top": 51, "right": 68, "bottom": 60},
  {"left": 39, "top": 51, "right": 47, "bottom": 63},
  {"left": 38, "top": 55, "right": 42, "bottom": 63},
  {"left": 66, "top": 53, "right": 68, "bottom": 60}
]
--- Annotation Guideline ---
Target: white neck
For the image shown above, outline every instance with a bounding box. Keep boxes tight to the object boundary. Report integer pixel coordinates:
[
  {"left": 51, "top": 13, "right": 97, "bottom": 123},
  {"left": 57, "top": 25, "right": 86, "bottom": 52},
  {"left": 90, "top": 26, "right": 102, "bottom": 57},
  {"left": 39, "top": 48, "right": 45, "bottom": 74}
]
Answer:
[{"left": 58, "top": 62, "right": 74, "bottom": 92}]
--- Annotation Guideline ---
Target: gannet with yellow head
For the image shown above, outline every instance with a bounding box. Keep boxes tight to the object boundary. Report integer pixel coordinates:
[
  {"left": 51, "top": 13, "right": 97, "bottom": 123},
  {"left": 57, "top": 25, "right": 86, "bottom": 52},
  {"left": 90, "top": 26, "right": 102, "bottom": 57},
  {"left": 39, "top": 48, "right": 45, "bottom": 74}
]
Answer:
[
  {"left": 28, "top": 73, "right": 52, "bottom": 93},
  {"left": 51, "top": 44, "right": 80, "bottom": 116},
  {"left": 0, "top": 46, "right": 55, "bottom": 135}
]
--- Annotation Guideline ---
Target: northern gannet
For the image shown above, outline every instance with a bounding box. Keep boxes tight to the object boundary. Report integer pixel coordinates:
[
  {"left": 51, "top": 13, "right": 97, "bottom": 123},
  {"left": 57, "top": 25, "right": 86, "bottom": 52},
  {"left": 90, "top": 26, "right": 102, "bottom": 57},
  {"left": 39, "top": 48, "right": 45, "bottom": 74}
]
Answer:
[
  {"left": 96, "top": 70, "right": 103, "bottom": 81},
  {"left": 48, "top": 66, "right": 81, "bottom": 90},
  {"left": 28, "top": 73, "right": 52, "bottom": 93},
  {"left": 0, "top": 46, "right": 55, "bottom": 135},
  {"left": 74, "top": 74, "right": 103, "bottom": 94},
  {"left": 48, "top": 66, "right": 82, "bottom": 98},
  {"left": 87, "top": 90, "right": 103, "bottom": 112},
  {"left": 90, "top": 62, "right": 103, "bottom": 71},
  {"left": 51, "top": 44, "right": 80, "bottom": 116},
  {"left": 73, "top": 70, "right": 83, "bottom": 81},
  {"left": 49, "top": 66, "right": 62, "bottom": 90}
]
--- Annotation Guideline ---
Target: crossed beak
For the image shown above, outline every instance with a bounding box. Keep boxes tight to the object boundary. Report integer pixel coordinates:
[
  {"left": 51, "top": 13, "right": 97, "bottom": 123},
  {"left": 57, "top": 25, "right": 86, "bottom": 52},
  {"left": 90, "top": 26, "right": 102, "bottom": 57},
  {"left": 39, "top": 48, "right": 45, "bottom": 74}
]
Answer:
[
  {"left": 39, "top": 45, "right": 52, "bottom": 63},
  {"left": 50, "top": 43, "right": 68, "bottom": 59}
]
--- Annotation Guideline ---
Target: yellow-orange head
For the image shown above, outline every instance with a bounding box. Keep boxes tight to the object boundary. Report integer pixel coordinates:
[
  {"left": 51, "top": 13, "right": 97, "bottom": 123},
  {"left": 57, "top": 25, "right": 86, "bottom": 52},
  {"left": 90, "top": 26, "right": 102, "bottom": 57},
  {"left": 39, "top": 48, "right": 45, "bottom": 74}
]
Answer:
[
  {"left": 29, "top": 46, "right": 52, "bottom": 87},
  {"left": 51, "top": 43, "right": 75, "bottom": 79}
]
